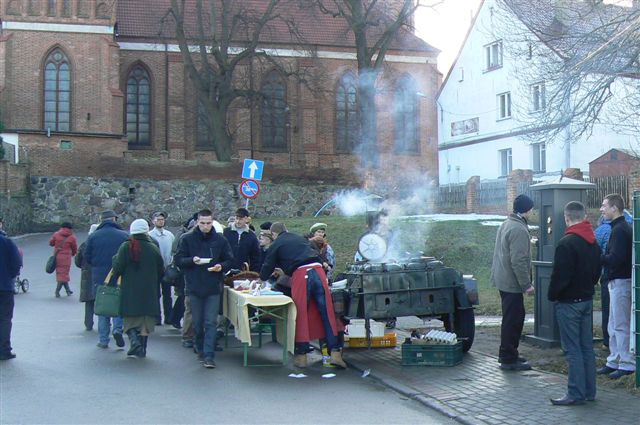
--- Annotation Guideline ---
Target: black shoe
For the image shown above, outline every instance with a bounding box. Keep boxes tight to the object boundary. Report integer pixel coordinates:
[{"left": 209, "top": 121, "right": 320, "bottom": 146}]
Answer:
[
  {"left": 0, "top": 352, "right": 16, "bottom": 360},
  {"left": 172, "top": 322, "right": 182, "bottom": 330},
  {"left": 55, "top": 292, "right": 60, "bottom": 298},
  {"left": 499, "top": 361, "right": 532, "bottom": 371},
  {"left": 214, "top": 344, "right": 223, "bottom": 352},
  {"left": 113, "top": 332, "right": 125, "bottom": 348},
  {"left": 609, "top": 369, "right": 634, "bottom": 380},
  {"left": 216, "top": 330, "right": 225, "bottom": 339},
  {"left": 85, "top": 327, "right": 93, "bottom": 331},
  {"left": 203, "top": 358, "right": 216, "bottom": 368},
  {"left": 596, "top": 365, "right": 617, "bottom": 375},
  {"left": 550, "top": 396, "right": 585, "bottom": 406},
  {"left": 182, "top": 340, "right": 194, "bottom": 348},
  {"left": 518, "top": 356, "right": 528, "bottom": 363},
  {"left": 66, "top": 290, "right": 73, "bottom": 296}
]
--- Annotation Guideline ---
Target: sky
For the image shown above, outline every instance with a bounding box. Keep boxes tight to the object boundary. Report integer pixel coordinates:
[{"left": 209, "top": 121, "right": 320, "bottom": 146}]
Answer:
[{"left": 415, "top": 0, "right": 483, "bottom": 75}]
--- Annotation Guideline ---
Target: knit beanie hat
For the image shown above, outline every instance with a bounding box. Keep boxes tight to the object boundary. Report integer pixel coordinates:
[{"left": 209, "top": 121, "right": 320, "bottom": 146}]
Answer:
[
  {"left": 513, "top": 194, "right": 534, "bottom": 214},
  {"left": 310, "top": 222, "right": 328, "bottom": 234},
  {"left": 130, "top": 218, "right": 150, "bottom": 235}
]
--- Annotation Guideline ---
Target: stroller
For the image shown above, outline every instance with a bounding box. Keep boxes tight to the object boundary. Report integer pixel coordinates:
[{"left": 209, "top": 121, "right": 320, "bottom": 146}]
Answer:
[{"left": 14, "top": 248, "right": 29, "bottom": 294}]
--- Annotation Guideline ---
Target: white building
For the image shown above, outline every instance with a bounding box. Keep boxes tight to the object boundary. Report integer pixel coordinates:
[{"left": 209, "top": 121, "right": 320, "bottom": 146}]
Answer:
[{"left": 437, "top": 0, "right": 638, "bottom": 184}]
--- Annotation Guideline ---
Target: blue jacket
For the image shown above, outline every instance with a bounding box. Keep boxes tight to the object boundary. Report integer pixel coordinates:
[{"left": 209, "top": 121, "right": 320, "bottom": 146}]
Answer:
[
  {"left": 0, "top": 234, "right": 21, "bottom": 291},
  {"left": 223, "top": 226, "right": 261, "bottom": 272},
  {"left": 595, "top": 211, "right": 632, "bottom": 282},
  {"left": 85, "top": 221, "right": 129, "bottom": 288},
  {"left": 175, "top": 227, "right": 233, "bottom": 297}
]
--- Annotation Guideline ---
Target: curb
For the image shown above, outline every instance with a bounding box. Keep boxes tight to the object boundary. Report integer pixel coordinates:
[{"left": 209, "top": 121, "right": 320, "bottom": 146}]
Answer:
[{"left": 345, "top": 356, "right": 487, "bottom": 425}]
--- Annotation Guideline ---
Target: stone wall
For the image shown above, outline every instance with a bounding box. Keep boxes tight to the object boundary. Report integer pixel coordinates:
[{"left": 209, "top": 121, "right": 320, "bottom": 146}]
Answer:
[
  {"left": 30, "top": 176, "right": 354, "bottom": 230},
  {"left": 0, "top": 195, "right": 32, "bottom": 235}
]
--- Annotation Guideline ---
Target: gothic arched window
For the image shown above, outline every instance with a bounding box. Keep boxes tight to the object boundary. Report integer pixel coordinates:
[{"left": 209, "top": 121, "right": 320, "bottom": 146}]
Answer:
[
  {"left": 336, "top": 72, "right": 359, "bottom": 152},
  {"left": 394, "top": 75, "right": 419, "bottom": 153},
  {"left": 261, "top": 71, "right": 287, "bottom": 149},
  {"left": 126, "top": 66, "right": 151, "bottom": 146},
  {"left": 43, "top": 49, "right": 71, "bottom": 131}
]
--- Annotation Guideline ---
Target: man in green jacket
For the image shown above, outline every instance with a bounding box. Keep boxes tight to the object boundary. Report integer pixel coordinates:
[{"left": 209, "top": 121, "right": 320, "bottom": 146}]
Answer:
[{"left": 491, "top": 194, "right": 535, "bottom": 371}]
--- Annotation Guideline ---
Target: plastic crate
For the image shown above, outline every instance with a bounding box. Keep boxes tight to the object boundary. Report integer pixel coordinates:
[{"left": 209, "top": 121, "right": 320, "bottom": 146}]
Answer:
[
  {"left": 346, "top": 333, "right": 397, "bottom": 348},
  {"left": 401, "top": 341, "right": 463, "bottom": 366}
]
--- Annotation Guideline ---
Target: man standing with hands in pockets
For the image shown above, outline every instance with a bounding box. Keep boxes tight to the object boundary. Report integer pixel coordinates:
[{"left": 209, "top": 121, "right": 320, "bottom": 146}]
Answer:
[
  {"left": 175, "top": 209, "right": 233, "bottom": 369},
  {"left": 491, "top": 194, "right": 536, "bottom": 371}
]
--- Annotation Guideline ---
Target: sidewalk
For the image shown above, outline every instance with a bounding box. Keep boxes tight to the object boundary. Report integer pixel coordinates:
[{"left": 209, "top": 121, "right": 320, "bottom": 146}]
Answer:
[{"left": 343, "top": 321, "right": 636, "bottom": 425}]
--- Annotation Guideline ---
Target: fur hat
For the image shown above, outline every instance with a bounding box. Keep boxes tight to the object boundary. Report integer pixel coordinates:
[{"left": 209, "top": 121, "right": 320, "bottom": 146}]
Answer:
[
  {"left": 129, "top": 218, "right": 150, "bottom": 235},
  {"left": 513, "top": 194, "right": 534, "bottom": 214}
]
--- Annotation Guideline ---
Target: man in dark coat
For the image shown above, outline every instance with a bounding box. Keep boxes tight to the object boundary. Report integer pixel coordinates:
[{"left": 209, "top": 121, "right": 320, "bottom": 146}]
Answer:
[
  {"left": 597, "top": 193, "right": 635, "bottom": 379},
  {"left": 175, "top": 209, "right": 233, "bottom": 369},
  {"left": 259, "top": 222, "right": 345, "bottom": 369},
  {"left": 85, "top": 210, "right": 129, "bottom": 349},
  {"left": 548, "top": 201, "right": 601, "bottom": 406},
  {"left": 0, "top": 230, "right": 22, "bottom": 360},
  {"left": 223, "top": 208, "right": 260, "bottom": 272}
]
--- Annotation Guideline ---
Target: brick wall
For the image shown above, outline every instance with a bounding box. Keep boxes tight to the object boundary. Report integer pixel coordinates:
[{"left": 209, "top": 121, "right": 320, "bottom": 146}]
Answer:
[{"left": 0, "top": 160, "right": 28, "bottom": 194}]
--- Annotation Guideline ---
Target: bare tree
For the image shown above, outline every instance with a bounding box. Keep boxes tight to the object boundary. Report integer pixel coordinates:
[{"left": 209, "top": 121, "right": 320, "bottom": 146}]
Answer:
[
  {"left": 306, "top": 0, "right": 426, "bottom": 167},
  {"left": 495, "top": 0, "right": 640, "bottom": 145},
  {"left": 165, "top": 0, "right": 308, "bottom": 161}
]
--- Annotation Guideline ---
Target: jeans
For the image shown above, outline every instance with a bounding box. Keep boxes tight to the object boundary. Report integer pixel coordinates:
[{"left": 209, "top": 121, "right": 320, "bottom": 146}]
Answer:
[
  {"left": 160, "top": 281, "right": 173, "bottom": 323},
  {"left": 606, "top": 279, "right": 635, "bottom": 371},
  {"left": 98, "top": 315, "right": 124, "bottom": 346},
  {"left": 306, "top": 268, "right": 337, "bottom": 350},
  {"left": 182, "top": 294, "right": 193, "bottom": 341},
  {"left": 190, "top": 293, "right": 220, "bottom": 358},
  {"left": 498, "top": 290, "right": 525, "bottom": 364},
  {"left": 556, "top": 301, "right": 596, "bottom": 401},
  {"left": 0, "top": 291, "right": 15, "bottom": 355}
]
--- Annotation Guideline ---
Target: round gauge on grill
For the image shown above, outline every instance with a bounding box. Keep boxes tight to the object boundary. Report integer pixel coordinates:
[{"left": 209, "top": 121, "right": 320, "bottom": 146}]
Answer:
[{"left": 357, "top": 232, "right": 387, "bottom": 262}]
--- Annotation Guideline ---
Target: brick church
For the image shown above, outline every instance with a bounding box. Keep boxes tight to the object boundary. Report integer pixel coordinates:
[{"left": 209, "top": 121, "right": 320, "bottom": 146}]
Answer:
[{"left": 0, "top": 0, "right": 440, "bottom": 186}]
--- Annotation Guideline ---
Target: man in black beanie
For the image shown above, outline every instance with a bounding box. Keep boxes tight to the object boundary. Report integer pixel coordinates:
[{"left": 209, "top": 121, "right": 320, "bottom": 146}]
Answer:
[{"left": 490, "top": 194, "right": 535, "bottom": 371}]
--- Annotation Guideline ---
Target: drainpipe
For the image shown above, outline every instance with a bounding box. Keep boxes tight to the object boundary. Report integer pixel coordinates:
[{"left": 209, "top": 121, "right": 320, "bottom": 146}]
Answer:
[{"left": 164, "top": 42, "right": 169, "bottom": 153}]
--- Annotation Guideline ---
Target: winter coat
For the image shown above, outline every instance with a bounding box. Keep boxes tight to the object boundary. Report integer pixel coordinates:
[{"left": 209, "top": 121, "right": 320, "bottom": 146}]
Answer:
[
  {"left": 601, "top": 215, "right": 632, "bottom": 281},
  {"left": 490, "top": 213, "right": 532, "bottom": 293},
  {"left": 85, "top": 221, "right": 129, "bottom": 287},
  {"left": 49, "top": 227, "right": 78, "bottom": 283},
  {"left": 223, "top": 225, "right": 261, "bottom": 272},
  {"left": 259, "top": 232, "right": 321, "bottom": 280},
  {"left": 0, "top": 234, "right": 21, "bottom": 292},
  {"left": 548, "top": 221, "right": 602, "bottom": 302},
  {"left": 112, "top": 234, "right": 164, "bottom": 318},
  {"left": 74, "top": 241, "right": 94, "bottom": 302},
  {"left": 175, "top": 226, "right": 234, "bottom": 298}
]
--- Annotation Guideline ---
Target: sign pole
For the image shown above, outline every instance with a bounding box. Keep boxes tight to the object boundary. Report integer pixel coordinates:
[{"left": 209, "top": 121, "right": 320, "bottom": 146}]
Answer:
[{"left": 245, "top": 198, "right": 249, "bottom": 209}]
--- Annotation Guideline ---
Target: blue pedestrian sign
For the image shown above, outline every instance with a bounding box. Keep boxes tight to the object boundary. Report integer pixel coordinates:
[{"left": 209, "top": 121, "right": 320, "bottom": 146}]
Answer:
[
  {"left": 240, "top": 179, "right": 260, "bottom": 199},
  {"left": 242, "top": 159, "right": 265, "bottom": 181}
]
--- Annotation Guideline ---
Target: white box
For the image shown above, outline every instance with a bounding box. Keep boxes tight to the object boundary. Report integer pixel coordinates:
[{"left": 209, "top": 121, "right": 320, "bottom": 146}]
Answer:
[{"left": 346, "top": 320, "right": 385, "bottom": 338}]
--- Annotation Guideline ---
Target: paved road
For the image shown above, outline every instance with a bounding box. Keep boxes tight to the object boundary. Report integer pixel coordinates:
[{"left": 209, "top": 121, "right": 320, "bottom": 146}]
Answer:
[{"left": 1, "top": 233, "right": 455, "bottom": 425}]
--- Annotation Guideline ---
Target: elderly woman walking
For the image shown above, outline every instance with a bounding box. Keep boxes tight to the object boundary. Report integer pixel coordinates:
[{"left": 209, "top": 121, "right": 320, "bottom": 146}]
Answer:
[
  {"left": 112, "top": 219, "right": 164, "bottom": 358},
  {"left": 75, "top": 224, "right": 99, "bottom": 330},
  {"left": 49, "top": 222, "right": 78, "bottom": 298}
]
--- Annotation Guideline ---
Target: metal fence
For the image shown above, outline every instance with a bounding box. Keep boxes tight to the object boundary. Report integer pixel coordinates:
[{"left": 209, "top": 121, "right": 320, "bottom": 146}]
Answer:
[
  {"left": 477, "top": 180, "right": 507, "bottom": 206},
  {"left": 585, "top": 175, "right": 628, "bottom": 208},
  {"left": 437, "top": 183, "right": 466, "bottom": 210}
]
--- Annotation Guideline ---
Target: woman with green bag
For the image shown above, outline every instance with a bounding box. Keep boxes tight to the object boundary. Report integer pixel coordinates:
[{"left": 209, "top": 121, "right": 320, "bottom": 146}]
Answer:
[{"left": 112, "top": 219, "right": 164, "bottom": 358}]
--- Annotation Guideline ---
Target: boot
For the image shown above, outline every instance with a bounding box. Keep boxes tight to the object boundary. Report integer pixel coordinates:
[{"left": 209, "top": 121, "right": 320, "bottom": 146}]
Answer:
[
  {"left": 126, "top": 329, "right": 143, "bottom": 357},
  {"left": 330, "top": 350, "right": 347, "bottom": 369},
  {"left": 55, "top": 282, "right": 62, "bottom": 298},
  {"left": 63, "top": 282, "right": 73, "bottom": 296},
  {"left": 140, "top": 336, "right": 148, "bottom": 358},
  {"left": 293, "top": 354, "right": 308, "bottom": 368}
]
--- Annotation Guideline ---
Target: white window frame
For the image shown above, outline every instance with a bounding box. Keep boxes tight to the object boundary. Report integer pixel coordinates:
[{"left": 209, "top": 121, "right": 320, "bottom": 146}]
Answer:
[
  {"left": 485, "top": 40, "right": 503, "bottom": 71},
  {"left": 531, "top": 82, "right": 546, "bottom": 112},
  {"left": 532, "top": 142, "right": 546, "bottom": 172},
  {"left": 500, "top": 148, "right": 512, "bottom": 177},
  {"left": 497, "top": 92, "right": 512, "bottom": 120}
]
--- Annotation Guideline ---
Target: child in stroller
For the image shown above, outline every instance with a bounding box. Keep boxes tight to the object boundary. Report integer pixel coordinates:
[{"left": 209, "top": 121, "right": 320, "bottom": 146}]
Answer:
[{"left": 14, "top": 248, "right": 29, "bottom": 293}]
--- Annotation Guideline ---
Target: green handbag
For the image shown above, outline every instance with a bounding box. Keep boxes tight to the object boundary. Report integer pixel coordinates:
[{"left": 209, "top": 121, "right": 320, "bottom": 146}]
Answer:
[{"left": 94, "top": 269, "right": 122, "bottom": 317}]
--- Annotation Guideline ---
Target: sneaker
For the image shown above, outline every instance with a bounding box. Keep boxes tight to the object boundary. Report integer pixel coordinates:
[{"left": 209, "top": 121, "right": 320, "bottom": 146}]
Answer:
[
  {"left": 499, "top": 361, "right": 532, "bottom": 371},
  {"left": 214, "top": 344, "right": 223, "bottom": 352},
  {"left": 96, "top": 342, "right": 108, "bottom": 349},
  {"left": 203, "top": 358, "right": 216, "bottom": 368},
  {"left": 596, "top": 365, "right": 617, "bottom": 375},
  {"left": 0, "top": 352, "right": 16, "bottom": 360},
  {"left": 113, "top": 332, "right": 125, "bottom": 348},
  {"left": 182, "top": 340, "right": 194, "bottom": 348},
  {"left": 609, "top": 369, "right": 634, "bottom": 380}
]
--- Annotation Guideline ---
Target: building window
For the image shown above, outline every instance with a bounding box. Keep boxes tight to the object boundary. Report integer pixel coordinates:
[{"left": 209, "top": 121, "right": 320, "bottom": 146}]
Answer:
[
  {"left": 531, "top": 82, "right": 546, "bottom": 112},
  {"left": 261, "top": 71, "right": 287, "bottom": 149},
  {"left": 497, "top": 92, "right": 511, "bottom": 120},
  {"left": 336, "top": 73, "right": 358, "bottom": 152},
  {"left": 44, "top": 49, "right": 71, "bottom": 132},
  {"left": 485, "top": 41, "right": 503, "bottom": 71},
  {"left": 532, "top": 143, "right": 546, "bottom": 172},
  {"left": 28, "top": 0, "right": 40, "bottom": 15},
  {"left": 500, "top": 148, "right": 512, "bottom": 176},
  {"left": 61, "top": 0, "right": 71, "bottom": 16},
  {"left": 196, "top": 98, "right": 214, "bottom": 148},
  {"left": 47, "top": 0, "right": 56, "bottom": 16},
  {"left": 394, "top": 76, "right": 419, "bottom": 153},
  {"left": 77, "top": 0, "right": 90, "bottom": 17},
  {"left": 126, "top": 66, "right": 151, "bottom": 146}
]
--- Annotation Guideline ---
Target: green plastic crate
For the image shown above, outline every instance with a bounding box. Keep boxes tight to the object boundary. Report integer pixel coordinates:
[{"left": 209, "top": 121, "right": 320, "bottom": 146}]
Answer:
[{"left": 401, "top": 341, "right": 463, "bottom": 366}]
